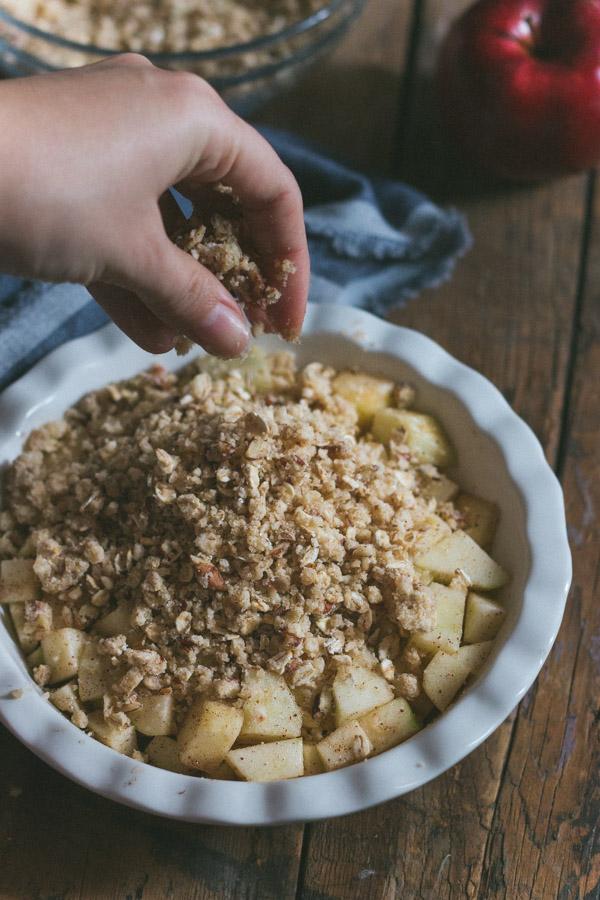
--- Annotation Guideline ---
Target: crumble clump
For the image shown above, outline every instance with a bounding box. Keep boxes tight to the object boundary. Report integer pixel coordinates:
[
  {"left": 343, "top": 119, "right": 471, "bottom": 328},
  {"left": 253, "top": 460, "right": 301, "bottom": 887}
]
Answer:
[
  {"left": 174, "top": 211, "right": 289, "bottom": 312},
  {"left": 172, "top": 185, "right": 296, "bottom": 354}
]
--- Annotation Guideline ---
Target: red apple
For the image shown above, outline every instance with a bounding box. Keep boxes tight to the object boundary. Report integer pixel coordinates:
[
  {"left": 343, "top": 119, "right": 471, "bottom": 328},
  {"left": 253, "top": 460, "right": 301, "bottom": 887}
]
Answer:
[{"left": 436, "top": 0, "right": 600, "bottom": 181}]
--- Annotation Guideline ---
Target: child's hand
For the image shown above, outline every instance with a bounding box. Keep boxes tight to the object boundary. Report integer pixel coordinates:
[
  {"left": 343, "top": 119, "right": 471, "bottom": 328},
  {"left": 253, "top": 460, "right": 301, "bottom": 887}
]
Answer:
[{"left": 0, "top": 54, "right": 309, "bottom": 357}]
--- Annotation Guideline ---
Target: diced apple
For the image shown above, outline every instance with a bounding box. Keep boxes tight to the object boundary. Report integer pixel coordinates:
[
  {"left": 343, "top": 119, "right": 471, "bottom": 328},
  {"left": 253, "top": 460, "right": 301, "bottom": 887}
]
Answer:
[
  {"left": 50, "top": 681, "right": 85, "bottom": 716},
  {"left": 87, "top": 710, "right": 137, "bottom": 755},
  {"left": 412, "top": 513, "right": 452, "bottom": 556},
  {"left": 41, "top": 627, "right": 87, "bottom": 684},
  {"left": 419, "top": 471, "right": 460, "bottom": 503},
  {"left": 409, "top": 692, "right": 435, "bottom": 721},
  {"left": 26, "top": 645, "right": 44, "bottom": 669},
  {"left": 17, "top": 536, "right": 35, "bottom": 559},
  {"left": 358, "top": 698, "right": 421, "bottom": 755},
  {"left": 415, "top": 529, "right": 510, "bottom": 590},
  {"left": 146, "top": 736, "right": 194, "bottom": 774},
  {"left": 411, "top": 582, "right": 466, "bottom": 655},
  {"left": 331, "top": 371, "right": 394, "bottom": 427},
  {"left": 317, "top": 721, "right": 373, "bottom": 771},
  {"left": 0, "top": 558, "right": 41, "bottom": 604},
  {"left": 77, "top": 641, "right": 113, "bottom": 702},
  {"left": 130, "top": 691, "right": 175, "bottom": 736},
  {"left": 333, "top": 665, "right": 395, "bottom": 728},
  {"left": 455, "top": 493, "right": 500, "bottom": 550},
  {"left": 94, "top": 602, "right": 138, "bottom": 641},
  {"left": 209, "top": 760, "right": 238, "bottom": 780},
  {"left": 8, "top": 601, "right": 39, "bottom": 654},
  {"left": 226, "top": 738, "right": 304, "bottom": 782},
  {"left": 178, "top": 698, "right": 243, "bottom": 773},
  {"left": 303, "top": 742, "right": 325, "bottom": 775},
  {"left": 198, "top": 346, "right": 273, "bottom": 393},
  {"left": 423, "top": 641, "right": 494, "bottom": 711},
  {"left": 463, "top": 591, "right": 506, "bottom": 643},
  {"left": 372, "top": 408, "right": 455, "bottom": 468},
  {"left": 239, "top": 669, "right": 302, "bottom": 742}
]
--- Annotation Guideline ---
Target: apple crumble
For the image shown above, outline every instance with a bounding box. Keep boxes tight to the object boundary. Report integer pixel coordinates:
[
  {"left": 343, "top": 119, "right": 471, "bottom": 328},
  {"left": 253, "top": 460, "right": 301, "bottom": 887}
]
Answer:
[{"left": 0, "top": 350, "right": 509, "bottom": 780}]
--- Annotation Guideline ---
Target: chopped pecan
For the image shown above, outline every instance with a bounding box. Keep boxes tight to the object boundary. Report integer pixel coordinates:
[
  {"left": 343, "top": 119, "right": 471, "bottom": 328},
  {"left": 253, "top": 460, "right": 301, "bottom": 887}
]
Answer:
[{"left": 190, "top": 557, "right": 226, "bottom": 590}]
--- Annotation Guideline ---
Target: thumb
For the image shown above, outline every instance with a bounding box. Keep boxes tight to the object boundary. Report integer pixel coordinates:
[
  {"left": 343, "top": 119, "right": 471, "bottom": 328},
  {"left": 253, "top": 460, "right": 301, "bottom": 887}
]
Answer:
[{"left": 113, "top": 220, "right": 250, "bottom": 359}]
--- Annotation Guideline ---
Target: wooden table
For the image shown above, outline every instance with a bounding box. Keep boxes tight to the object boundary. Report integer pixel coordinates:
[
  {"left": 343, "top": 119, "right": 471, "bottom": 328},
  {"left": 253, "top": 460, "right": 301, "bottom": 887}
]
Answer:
[{"left": 1, "top": 1, "right": 596, "bottom": 897}]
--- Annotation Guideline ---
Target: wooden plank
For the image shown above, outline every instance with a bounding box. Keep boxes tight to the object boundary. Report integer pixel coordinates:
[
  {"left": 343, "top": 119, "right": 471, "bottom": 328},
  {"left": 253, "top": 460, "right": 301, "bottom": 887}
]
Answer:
[
  {"left": 258, "top": 0, "right": 413, "bottom": 174},
  {"left": 476, "top": 177, "right": 599, "bottom": 900},
  {"left": 296, "top": 0, "right": 585, "bottom": 896},
  {"left": 0, "top": 726, "right": 303, "bottom": 900}
]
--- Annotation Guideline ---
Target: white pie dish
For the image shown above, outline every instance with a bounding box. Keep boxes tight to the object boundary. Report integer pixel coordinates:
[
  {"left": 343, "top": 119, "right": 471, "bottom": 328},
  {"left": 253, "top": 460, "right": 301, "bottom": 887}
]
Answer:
[{"left": 0, "top": 303, "right": 571, "bottom": 825}]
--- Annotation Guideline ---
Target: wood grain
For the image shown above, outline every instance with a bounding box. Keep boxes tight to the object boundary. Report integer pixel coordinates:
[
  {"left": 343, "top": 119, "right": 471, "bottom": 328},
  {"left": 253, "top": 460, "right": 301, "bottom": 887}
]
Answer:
[
  {"left": 0, "top": 726, "right": 303, "bottom": 900},
  {"left": 476, "top": 176, "right": 600, "bottom": 900}
]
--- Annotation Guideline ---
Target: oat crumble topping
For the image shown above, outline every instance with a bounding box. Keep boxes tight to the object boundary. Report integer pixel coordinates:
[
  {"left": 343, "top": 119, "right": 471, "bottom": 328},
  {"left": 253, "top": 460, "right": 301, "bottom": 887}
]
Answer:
[{"left": 0, "top": 350, "right": 508, "bottom": 778}]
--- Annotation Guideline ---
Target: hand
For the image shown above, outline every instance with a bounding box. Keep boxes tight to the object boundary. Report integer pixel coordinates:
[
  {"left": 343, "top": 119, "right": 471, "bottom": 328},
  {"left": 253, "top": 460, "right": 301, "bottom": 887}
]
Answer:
[{"left": 0, "top": 54, "right": 309, "bottom": 357}]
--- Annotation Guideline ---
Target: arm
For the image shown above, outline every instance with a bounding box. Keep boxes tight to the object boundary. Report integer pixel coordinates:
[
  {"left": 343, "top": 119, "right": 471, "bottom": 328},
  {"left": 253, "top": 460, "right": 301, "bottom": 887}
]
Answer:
[{"left": 0, "top": 54, "right": 310, "bottom": 357}]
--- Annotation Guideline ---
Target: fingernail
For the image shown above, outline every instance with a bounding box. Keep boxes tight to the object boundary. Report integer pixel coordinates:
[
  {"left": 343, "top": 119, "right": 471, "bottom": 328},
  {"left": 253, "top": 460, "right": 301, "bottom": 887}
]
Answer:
[{"left": 200, "top": 300, "right": 250, "bottom": 358}]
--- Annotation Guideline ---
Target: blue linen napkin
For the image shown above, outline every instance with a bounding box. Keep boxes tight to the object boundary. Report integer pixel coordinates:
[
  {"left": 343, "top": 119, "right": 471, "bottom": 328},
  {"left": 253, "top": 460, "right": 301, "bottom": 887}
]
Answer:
[{"left": 0, "top": 127, "right": 470, "bottom": 392}]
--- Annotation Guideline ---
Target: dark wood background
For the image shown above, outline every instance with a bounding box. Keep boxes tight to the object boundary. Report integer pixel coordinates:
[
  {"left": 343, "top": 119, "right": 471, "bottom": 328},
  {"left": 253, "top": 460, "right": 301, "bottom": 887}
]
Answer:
[{"left": 1, "top": 1, "right": 597, "bottom": 897}]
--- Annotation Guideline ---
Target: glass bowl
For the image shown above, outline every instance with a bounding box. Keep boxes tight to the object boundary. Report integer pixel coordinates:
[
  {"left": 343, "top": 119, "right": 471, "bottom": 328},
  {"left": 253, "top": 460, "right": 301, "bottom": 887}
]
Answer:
[{"left": 0, "top": 0, "right": 366, "bottom": 114}]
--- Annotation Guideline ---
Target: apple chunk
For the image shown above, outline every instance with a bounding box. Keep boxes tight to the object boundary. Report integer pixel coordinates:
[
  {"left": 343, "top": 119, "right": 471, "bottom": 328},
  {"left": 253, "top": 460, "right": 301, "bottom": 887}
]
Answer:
[
  {"left": 239, "top": 669, "right": 302, "bottom": 742},
  {"left": 372, "top": 408, "right": 455, "bottom": 468},
  {"left": 198, "top": 345, "right": 274, "bottom": 394},
  {"left": 317, "top": 721, "right": 373, "bottom": 771},
  {"left": 411, "top": 582, "right": 466, "bottom": 655},
  {"left": 412, "top": 513, "right": 452, "bottom": 555},
  {"left": 77, "top": 641, "right": 114, "bottom": 702},
  {"left": 130, "top": 692, "right": 176, "bottom": 736},
  {"left": 331, "top": 371, "right": 394, "bottom": 427},
  {"left": 332, "top": 665, "right": 394, "bottom": 728},
  {"left": 94, "top": 601, "right": 139, "bottom": 642},
  {"left": 463, "top": 591, "right": 506, "bottom": 644},
  {"left": 9, "top": 601, "right": 40, "bottom": 654},
  {"left": 455, "top": 492, "right": 499, "bottom": 550},
  {"left": 423, "top": 641, "right": 494, "bottom": 711},
  {"left": 226, "top": 738, "right": 304, "bottom": 782},
  {"left": 178, "top": 698, "right": 243, "bottom": 773},
  {"left": 303, "top": 742, "right": 325, "bottom": 776},
  {"left": 41, "top": 628, "right": 88, "bottom": 684},
  {"left": 419, "top": 471, "right": 459, "bottom": 503},
  {"left": 415, "top": 529, "right": 509, "bottom": 590},
  {"left": 358, "top": 698, "right": 421, "bottom": 755},
  {"left": 87, "top": 710, "right": 137, "bottom": 755},
  {"left": 50, "top": 681, "right": 85, "bottom": 716},
  {"left": 0, "top": 559, "right": 41, "bottom": 604},
  {"left": 146, "top": 736, "right": 194, "bottom": 775}
]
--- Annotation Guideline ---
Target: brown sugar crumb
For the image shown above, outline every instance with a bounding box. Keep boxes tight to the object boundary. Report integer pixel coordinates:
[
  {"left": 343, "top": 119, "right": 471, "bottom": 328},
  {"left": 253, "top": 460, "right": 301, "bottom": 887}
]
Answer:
[{"left": 174, "top": 336, "right": 195, "bottom": 357}]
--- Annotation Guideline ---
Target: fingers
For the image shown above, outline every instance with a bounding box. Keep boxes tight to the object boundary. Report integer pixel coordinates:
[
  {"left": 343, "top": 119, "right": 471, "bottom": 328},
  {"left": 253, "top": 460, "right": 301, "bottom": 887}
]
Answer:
[
  {"left": 86, "top": 52, "right": 155, "bottom": 71},
  {"left": 178, "top": 118, "right": 310, "bottom": 341},
  {"left": 112, "top": 213, "right": 250, "bottom": 358},
  {"left": 88, "top": 282, "right": 178, "bottom": 354}
]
